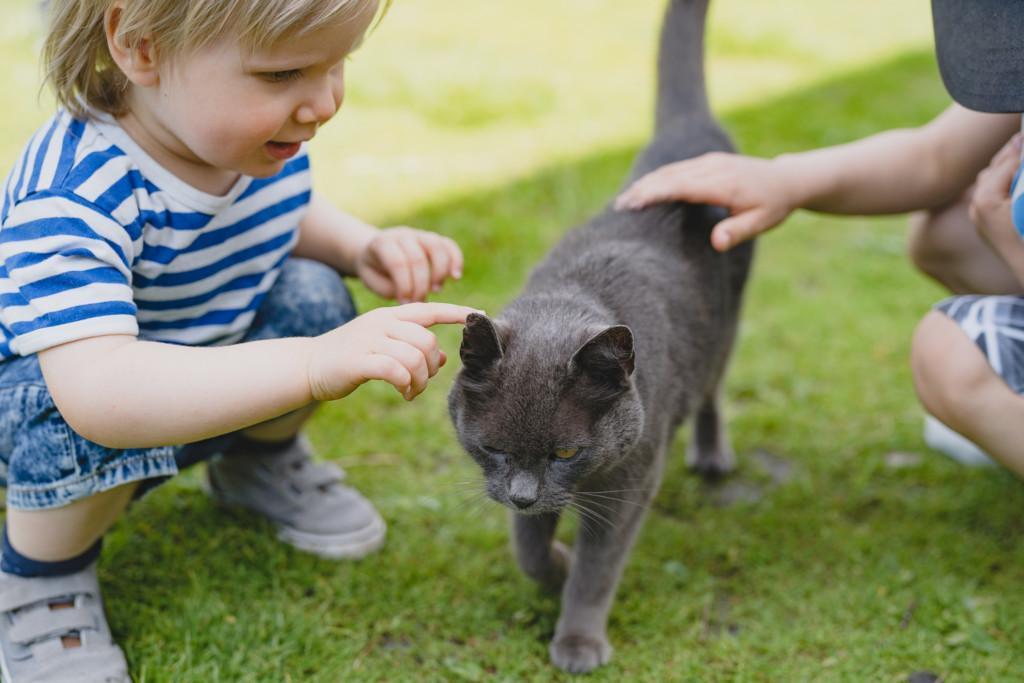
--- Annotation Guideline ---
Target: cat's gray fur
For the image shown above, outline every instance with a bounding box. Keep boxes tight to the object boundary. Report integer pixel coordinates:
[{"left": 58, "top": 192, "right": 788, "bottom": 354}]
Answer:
[{"left": 447, "top": 0, "right": 753, "bottom": 673}]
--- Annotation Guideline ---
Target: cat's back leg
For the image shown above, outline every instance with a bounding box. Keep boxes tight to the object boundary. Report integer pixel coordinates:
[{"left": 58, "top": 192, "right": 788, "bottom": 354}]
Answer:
[
  {"left": 687, "top": 387, "right": 736, "bottom": 479},
  {"left": 687, "top": 288, "right": 744, "bottom": 479}
]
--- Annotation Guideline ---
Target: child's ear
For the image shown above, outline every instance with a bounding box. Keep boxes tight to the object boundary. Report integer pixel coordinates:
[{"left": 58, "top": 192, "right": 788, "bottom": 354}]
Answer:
[{"left": 104, "top": 2, "right": 159, "bottom": 87}]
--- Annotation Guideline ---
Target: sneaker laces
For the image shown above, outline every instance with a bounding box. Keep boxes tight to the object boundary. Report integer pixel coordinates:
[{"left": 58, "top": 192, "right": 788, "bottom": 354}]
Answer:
[{"left": 258, "top": 442, "right": 346, "bottom": 494}]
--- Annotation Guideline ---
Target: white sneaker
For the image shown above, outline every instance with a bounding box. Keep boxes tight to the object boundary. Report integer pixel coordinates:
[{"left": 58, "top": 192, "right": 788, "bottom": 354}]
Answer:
[{"left": 923, "top": 414, "right": 996, "bottom": 468}]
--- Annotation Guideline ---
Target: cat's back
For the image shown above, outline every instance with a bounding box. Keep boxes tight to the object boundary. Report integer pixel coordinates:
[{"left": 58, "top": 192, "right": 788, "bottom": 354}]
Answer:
[{"left": 527, "top": 197, "right": 747, "bottom": 324}]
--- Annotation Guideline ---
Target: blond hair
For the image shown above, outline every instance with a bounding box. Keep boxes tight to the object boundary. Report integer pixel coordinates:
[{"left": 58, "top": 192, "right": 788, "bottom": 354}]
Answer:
[{"left": 43, "top": 0, "right": 386, "bottom": 118}]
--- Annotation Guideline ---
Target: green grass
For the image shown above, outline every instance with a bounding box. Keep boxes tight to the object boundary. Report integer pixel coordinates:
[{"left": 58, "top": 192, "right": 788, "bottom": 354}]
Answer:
[{"left": 4, "top": 1, "right": 1024, "bottom": 681}]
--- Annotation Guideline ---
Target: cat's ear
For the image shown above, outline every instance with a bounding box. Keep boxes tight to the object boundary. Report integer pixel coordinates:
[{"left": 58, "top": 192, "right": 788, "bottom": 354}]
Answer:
[
  {"left": 460, "top": 313, "right": 504, "bottom": 375},
  {"left": 569, "top": 325, "right": 635, "bottom": 398}
]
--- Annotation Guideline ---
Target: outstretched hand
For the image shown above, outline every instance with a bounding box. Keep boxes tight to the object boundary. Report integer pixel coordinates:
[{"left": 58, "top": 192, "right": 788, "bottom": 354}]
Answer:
[
  {"left": 306, "top": 302, "right": 481, "bottom": 403},
  {"left": 356, "top": 227, "right": 464, "bottom": 303},
  {"left": 614, "top": 152, "right": 797, "bottom": 251}
]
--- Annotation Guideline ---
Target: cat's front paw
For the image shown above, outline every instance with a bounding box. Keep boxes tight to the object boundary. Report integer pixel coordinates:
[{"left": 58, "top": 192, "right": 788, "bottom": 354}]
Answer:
[{"left": 549, "top": 633, "right": 612, "bottom": 674}]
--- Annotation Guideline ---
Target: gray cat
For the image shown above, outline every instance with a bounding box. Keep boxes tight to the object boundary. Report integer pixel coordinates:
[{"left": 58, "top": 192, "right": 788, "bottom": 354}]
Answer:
[{"left": 447, "top": 0, "right": 753, "bottom": 674}]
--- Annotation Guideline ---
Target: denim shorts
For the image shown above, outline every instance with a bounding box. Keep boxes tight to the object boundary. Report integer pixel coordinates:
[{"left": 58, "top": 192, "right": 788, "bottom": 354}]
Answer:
[
  {"left": 0, "top": 257, "right": 357, "bottom": 510},
  {"left": 936, "top": 294, "right": 1024, "bottom": 394}
]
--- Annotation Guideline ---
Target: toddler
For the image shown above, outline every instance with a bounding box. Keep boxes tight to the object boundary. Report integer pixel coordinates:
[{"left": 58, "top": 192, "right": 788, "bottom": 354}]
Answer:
[{"left": 0, "top": 0, "right": 476, "bottom": 680}]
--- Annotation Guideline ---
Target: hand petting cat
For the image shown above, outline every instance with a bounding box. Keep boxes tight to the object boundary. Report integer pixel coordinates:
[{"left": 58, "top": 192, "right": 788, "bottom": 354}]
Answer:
[{"left": 615, "top": 151, "right": 796, "bottom": 251}]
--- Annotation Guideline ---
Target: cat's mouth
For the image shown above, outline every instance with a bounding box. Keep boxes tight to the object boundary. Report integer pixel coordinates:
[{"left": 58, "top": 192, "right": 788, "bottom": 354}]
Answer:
[{"left": 492, "top": 490, "right": 572, "bottom": 516}]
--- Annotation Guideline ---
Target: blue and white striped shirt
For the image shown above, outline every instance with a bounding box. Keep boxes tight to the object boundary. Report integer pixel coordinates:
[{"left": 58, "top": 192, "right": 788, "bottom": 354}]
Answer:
[{"left": 0, "top": 111, "right": 308, "bottom": 360}]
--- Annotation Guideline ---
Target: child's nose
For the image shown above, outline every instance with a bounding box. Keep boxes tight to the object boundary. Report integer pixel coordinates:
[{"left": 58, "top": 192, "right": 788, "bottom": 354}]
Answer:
[{"left": 296, "top": 75, "right": 343, "bottom": 125}]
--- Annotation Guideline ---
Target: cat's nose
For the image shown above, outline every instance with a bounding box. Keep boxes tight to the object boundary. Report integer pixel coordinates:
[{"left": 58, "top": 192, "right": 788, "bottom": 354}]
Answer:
[
  {"left": 510, "top": 493, "right": 537, "bottom": 509},
  {"left": 509, "top": 471, "right": 539, "bottom": 509}
]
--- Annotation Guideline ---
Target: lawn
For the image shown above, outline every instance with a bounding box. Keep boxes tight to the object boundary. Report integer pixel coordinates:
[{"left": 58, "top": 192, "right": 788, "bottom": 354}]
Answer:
[{"left": 3, "top": 1, "right": 1023, "bottom": 681}]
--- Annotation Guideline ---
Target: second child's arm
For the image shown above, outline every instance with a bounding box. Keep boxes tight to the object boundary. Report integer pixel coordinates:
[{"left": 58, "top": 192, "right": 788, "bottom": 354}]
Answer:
[
  {"left": 37, "top": 302, "right": 477, "bottom": 449},
  {"left": 616, "top": 104, "right": 1019, "bottom": 250}
]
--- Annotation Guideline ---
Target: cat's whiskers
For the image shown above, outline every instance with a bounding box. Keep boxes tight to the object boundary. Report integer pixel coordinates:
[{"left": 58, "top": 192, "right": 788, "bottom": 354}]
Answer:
[
  {"left": 567, "top": 496, "right": 616, "bottom": 532},
  {"left": 448, "top": 478, "right": 494, "bottom": 516},
  {"left": 449, "top": 478, "right": 488, "bottom": 491},
  {"left": 573, "top": 491, "right": 647, "bottom": 508},
  {"left": 571, "top": 495, "right": 618, "bottom": 517},
  {"left": 563, "top": 501, "right": 601, "bottom": 540}
]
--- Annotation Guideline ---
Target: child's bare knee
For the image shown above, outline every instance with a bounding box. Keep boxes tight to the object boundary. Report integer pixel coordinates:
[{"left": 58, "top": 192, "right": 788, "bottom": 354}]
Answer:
[
  {"left": 912, "top": 311, "right": 994, "bottom": 425},
  {"left": 907, "top": 209, "right": 954, "bottom": 277}
]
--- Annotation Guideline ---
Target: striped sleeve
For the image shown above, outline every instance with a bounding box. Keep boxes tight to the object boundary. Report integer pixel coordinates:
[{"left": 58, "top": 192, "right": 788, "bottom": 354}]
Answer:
[{"left": 0, "top": 190, "right": 138, "bottom": 355}]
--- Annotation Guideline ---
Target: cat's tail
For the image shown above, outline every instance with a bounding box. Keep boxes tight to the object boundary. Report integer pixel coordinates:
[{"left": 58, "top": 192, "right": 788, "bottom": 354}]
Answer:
[
  {"left": 627, "top": 0, "right": 730, "bottom": 181},
  {"left": 654, "top": 0, "right": 713, "bottom": 133}
]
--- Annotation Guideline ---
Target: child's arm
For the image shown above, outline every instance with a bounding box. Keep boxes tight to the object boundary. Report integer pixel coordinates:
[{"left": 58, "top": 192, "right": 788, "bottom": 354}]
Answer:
[
  {"left": 969, "top": 134, "right": 1024, "bottom": 285},
  {"left": 615, "top": 104, "right": 1020, "bottom": 251},
  {"left": 293, "top": 193, "right": 463, "bottom": 302},
  {"left": 36, "top": 302, "right": 477, "bottom": 449}
]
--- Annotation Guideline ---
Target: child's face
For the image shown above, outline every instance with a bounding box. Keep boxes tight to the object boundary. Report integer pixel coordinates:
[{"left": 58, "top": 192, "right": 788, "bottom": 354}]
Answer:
[{"left": 132, "top": 7, "right": 374, "bottom": 188}]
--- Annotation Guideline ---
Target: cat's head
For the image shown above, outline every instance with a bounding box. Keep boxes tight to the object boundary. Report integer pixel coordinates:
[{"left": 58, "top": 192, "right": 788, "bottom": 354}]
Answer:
[{"left": 448, "top": 310, "right": 645, "bottom": 514}]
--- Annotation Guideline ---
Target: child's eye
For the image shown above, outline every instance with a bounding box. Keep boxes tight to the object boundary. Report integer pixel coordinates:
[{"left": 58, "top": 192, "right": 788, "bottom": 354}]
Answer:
[{"left": 261, "top": 69, "right": 303, "bottom": 83}]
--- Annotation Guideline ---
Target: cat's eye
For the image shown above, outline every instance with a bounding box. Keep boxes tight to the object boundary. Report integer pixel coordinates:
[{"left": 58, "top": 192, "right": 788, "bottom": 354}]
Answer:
[{"left": 554, "top": 447, "right": 578, "bottom": 460}]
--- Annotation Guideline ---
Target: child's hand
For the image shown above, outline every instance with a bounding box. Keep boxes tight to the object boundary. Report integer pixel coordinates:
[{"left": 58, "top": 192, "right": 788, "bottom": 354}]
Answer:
[
  {"left": 356, "top": 227, "right": 464, "bottom": 303},
  {"left": 306, "top": 302, "right": 479, "bottom": 402},
  {"left": 970, "top": 133, "right": 1021, "bottom": 248},
  {"left": 614, "top": 152, "right": 797, "bottom": 251}
]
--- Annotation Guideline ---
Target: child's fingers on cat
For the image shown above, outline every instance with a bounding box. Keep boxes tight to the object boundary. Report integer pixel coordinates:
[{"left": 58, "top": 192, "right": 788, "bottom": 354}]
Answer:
[
  {"left": 710, "top": 208, "right": 775, "bottom": 251},
  {"left": 390, "top": 302, "right": 481, "bottom": 328},
  {"left": 616, "top": 161, "right": 732, "bottom": 210}
]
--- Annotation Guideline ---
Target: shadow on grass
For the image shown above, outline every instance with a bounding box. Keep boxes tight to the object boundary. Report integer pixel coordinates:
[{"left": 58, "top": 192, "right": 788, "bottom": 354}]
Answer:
[{"left": 112, "top": 49, "right": 1024, "bottom": 681}]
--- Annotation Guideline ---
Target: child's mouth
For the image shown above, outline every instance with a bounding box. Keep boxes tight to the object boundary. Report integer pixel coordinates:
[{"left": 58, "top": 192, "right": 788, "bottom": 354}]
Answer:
[{"left": 265, "top": 141, "right": 301, "bottom": 160}]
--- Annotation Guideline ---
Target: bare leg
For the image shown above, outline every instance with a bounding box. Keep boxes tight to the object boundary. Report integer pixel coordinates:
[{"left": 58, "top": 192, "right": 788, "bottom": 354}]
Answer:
[
  {"left": 240, "top": 404, "right": 318, "bottom": 441},
  {"left": 6, "top": 482, "right": 139, "bottom": 561},
  {"left": 912, "top": 310, "right": 1024, "bottom": 478},
  {"left": 512, "top": 512, "right": 569, "bottom": 592},
  {"left": 908, "top": 189, "right": 1023, "bottom": 295}
]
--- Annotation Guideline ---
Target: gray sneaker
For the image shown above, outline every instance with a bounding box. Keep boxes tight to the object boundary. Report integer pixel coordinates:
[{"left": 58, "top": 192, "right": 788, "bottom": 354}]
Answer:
[
  {"left": 0, "top": 562, "right": 129, "bottom": 683},
  {"left": 207, "top": 435, "right": 386, "bottom": 559}
]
